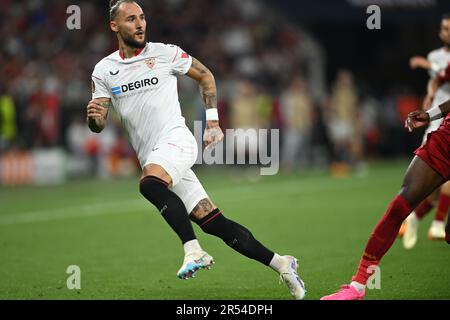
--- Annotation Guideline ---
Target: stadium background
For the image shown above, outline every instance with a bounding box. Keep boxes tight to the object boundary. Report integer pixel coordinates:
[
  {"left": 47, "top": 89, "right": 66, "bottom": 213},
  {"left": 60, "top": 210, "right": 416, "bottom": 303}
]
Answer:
[{"left": 0, "top": 0, "right": 449, "bottom": 300}]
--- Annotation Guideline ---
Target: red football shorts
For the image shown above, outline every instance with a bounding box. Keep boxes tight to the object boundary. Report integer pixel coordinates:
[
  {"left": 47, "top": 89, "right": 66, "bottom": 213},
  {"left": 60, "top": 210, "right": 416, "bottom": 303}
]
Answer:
[{"left": 415, "top": 115, "right": 450, "bottom": 181}]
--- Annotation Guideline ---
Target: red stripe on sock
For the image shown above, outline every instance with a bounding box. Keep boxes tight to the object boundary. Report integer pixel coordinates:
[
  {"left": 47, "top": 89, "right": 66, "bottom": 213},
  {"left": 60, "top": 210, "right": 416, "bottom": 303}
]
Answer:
[
  {"left": 435, "top": 194, "right": 450, "bottom": 222},
  {"left": 199, "top": 211, "right": 222, "bottom": 227}
]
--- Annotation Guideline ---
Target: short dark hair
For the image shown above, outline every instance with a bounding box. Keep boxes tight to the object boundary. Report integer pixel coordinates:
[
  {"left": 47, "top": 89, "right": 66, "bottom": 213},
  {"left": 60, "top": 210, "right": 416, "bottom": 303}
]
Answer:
[
  {"left": 442, "top": 13, "right": 450, "bottom": 21},
  {"left": 109, "top": 0, "right": 137, "bottom": 21}
]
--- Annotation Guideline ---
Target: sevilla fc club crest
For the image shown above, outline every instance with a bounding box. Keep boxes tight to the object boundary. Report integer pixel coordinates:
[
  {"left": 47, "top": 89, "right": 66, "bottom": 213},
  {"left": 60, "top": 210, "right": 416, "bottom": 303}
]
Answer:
[{"left": 145, "top": 58, "right": 156, "bottom": 69}]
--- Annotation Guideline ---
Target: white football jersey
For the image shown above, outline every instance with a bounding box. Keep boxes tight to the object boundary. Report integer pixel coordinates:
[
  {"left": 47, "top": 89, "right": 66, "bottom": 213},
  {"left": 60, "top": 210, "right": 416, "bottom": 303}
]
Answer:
[
  {"left": 427, "top": 48, "right": 450, "bottom": 107},
  {"left": 424, "top": 47, "right": 450, "bottom": 133},
  {"left": 91, "top": 42, "right": 193, "bottom": 167}
]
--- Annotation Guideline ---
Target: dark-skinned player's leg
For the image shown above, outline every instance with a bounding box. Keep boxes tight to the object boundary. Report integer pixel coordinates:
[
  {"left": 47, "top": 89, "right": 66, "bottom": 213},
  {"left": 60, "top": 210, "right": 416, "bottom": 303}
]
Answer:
[
  {"left": 321, "top": 156, "right": 445, "bottom": 300},
  {"left": 433, "top": 182, "right": 450, "bottom": 222},
  {"left": 398, "top": 193, "right": 435, "bottom": 246},
  {"left": 401, "top": 185, "right": 438, "bottom": 249},
  {"left": 428, "top": 182, "right": 450, "bottom": 240},
  {"left": 353, "top": 157, "right": 445, "bottom": 284}
]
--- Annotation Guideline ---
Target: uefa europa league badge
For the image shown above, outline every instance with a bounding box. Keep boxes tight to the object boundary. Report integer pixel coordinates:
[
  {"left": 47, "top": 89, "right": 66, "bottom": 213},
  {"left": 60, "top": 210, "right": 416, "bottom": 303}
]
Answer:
[{"left": 145, "top": 58, "right": 156, "bottom": 69}]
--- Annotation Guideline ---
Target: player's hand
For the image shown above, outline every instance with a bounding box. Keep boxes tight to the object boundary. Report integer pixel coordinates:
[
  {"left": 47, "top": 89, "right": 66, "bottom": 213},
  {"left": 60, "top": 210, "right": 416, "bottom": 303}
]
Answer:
[
  {"left": 405, "top": 110, "right": 430, "bottom": 132},
  {"left": 409, "top": 56, "right": 431, "bottom": 70},
  {"left": 87, "top": 99, "right": 108, "bottom": 121},
  {"left": 203, "top": 121, "right": 224, "bottom": 150}
]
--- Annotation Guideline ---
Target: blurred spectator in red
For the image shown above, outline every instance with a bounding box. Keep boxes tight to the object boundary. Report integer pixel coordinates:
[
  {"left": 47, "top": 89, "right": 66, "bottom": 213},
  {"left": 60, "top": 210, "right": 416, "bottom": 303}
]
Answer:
[
  {"left": 396, "top": 92, "right": 421, "bottom": 123},
  {"left": 25, "top": 78, "right": 60, "bottom": 147},
  {"left": 360, "top": 96, "right": 381, "bottom": 158}
]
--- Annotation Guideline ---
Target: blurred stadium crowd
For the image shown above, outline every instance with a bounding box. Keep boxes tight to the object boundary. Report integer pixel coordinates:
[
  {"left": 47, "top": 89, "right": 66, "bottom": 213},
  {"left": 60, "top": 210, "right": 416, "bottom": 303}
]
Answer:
[{"left": 0, "top": 0, "right": 426, "bottom": 184}]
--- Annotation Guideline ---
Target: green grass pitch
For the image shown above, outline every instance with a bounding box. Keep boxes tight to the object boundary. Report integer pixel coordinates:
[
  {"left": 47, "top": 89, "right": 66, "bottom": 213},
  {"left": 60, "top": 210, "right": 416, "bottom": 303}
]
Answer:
[{"left": 0, "top": 160, "right": 449, "bottom": 300}]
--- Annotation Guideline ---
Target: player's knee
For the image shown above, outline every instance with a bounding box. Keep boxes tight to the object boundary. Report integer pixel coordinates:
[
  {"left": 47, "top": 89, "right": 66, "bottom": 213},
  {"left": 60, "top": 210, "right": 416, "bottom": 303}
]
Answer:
[
  {"left": 139, "top": 175, "right": 168, "bottom": 205},
  {"left": 398, "top": 188, "right": 420, "bottom": 209}
]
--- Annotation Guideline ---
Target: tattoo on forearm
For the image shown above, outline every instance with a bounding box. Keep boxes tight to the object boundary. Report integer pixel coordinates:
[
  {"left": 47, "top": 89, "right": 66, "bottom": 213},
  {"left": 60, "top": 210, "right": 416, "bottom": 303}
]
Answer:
[
  {"left": 191, "top": 58, "right": 217, "bottom": 109},
  {"left": 202, "top": 92, "right": 217, "bottom": 109},
  {"left": 192, "top": 58, "right": 208, "bottom": 75},
  {"left": 200, "top": 78, "right": 217, "bottom": 109}
]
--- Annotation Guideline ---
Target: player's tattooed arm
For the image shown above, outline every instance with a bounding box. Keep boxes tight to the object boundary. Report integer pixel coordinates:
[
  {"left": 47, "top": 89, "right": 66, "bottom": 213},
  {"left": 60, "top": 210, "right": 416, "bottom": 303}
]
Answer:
[
  {"left": 186, "top": 57, "right": 217, "bottom": 110},
  {"left": 186, "top": 57, "right": 224, "bottom": 149},
  {"left": 87, "top": 97, "right": 110, "bottom": 133}
]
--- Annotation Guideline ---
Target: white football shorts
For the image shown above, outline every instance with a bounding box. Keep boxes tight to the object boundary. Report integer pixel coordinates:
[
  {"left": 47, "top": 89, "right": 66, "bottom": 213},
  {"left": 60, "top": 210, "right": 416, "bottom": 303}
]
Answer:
[{"left": 144, "top": 127, "right": 208, "bottom": 213}]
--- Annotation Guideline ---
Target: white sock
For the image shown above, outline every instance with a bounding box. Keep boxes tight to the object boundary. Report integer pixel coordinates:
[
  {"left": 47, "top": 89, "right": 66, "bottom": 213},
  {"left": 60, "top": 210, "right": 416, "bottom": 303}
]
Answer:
[
  {"left": 183, "top": 239, "right": 202, "bottom": 255},
  {"left": 431, "top": 220, "right": 445, "bottom": 227},
  {"left": 350, "top": 281, "right": 366, "bottom": 293},
  {"left": 269, "top": 253, "right": 286, "bottom": 273}
]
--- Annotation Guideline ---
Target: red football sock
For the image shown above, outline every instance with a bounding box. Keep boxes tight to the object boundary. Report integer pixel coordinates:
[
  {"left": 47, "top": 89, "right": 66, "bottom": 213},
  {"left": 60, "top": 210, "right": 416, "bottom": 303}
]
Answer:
[
  {"left": 354, "top": 195, "right": 412, "bottom": 285},
  {"left": 414, "top": 198, "right": 433, "bottom": 220},
  {"left": 434, "top": 193, "right": 450, "bottom": 222}
]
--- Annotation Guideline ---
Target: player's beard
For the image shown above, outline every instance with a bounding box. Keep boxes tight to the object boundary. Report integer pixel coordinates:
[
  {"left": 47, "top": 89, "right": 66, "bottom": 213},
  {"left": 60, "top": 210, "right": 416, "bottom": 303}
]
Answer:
[{"left": 120, "top": 30, "right": 146, "bottom": 49}]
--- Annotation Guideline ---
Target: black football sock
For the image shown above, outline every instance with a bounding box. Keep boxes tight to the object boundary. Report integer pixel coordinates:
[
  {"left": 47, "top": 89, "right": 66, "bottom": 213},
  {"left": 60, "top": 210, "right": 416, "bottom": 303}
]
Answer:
[
  {"left": 139, "top": 176, "right": 196, "bottom": 244},
  {"left": 193, "top": 209, "right": 274, "bottom": 265}
]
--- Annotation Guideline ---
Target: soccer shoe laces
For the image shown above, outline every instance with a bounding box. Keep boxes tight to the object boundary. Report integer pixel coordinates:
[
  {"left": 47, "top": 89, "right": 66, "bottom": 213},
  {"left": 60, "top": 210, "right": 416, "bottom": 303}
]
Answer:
[
  {"left": 278, "top": 271, "right": 298, "bottom": 287},
  {"left": 331, "top": 284, "right": 358, "bottom": 295},
  {"left": 278, "top": 270, "right": 306, "bottom": 300},
  {"left": 278, "top": 270, "right": 302, "bottom": 289},
  {"left": 338, "top": 284, "right": 352, "bottom": 291}
]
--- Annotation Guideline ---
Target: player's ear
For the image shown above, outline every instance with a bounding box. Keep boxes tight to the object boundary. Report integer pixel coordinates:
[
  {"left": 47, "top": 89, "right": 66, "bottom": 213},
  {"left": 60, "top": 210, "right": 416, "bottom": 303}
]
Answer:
[{"left": 110, "top": 20, "right": 119, "bottom": 33}]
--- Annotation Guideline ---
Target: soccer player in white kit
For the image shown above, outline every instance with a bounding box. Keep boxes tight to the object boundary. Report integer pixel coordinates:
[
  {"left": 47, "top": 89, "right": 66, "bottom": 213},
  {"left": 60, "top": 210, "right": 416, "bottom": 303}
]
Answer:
[
  {"left": 86, "top": 0, "right": 306, "bottom": 299},
  {"left": 401, "top": 13, "right": 450, "bottom": 249}
]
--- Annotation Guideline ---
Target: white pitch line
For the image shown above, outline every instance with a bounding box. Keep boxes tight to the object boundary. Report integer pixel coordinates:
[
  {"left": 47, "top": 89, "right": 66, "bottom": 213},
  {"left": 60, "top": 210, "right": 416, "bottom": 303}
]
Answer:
[
  {"left": 0, "top": 199, "right": 146, "bottom": 226},
  {"left": 0, "top": 180, "right": 295, "bottom": 226},
  {"left": 0, "top": 176, "right": 377, "bottom": 226}
]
